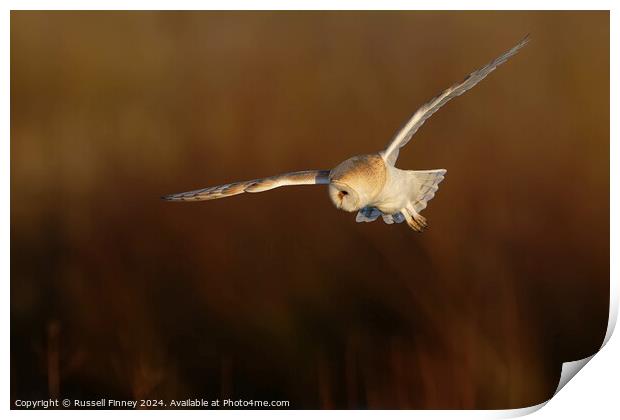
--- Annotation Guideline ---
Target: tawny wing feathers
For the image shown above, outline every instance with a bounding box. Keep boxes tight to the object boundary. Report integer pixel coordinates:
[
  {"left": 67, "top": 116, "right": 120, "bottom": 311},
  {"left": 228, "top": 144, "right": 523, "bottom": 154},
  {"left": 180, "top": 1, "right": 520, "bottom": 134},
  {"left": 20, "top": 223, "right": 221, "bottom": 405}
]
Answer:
[
  {"left": 382, "top": 35, "right": 530, "bottom": 165},
  {"left": 163, "top": 170, "right": 331, "bottom": 201}
]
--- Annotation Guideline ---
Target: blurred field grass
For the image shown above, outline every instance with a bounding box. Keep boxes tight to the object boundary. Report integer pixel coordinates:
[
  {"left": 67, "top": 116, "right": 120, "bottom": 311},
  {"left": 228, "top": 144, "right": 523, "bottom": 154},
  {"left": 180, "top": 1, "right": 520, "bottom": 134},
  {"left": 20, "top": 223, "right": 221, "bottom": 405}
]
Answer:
[{"left": 11, "top": 11, "right": 609, "bottom": 408}]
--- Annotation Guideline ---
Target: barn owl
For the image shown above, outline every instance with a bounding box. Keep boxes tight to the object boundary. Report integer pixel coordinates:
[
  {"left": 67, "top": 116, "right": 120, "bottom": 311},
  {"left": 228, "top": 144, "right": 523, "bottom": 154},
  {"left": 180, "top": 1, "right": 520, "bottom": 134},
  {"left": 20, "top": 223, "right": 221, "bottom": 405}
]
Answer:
[{"left": 163, "top": 36, "right": 529, "bottom": 231}]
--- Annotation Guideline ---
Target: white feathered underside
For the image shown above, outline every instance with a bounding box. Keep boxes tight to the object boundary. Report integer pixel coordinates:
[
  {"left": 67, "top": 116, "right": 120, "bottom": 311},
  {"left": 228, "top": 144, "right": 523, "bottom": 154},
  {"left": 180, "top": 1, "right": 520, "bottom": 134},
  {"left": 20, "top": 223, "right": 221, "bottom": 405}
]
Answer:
[{"left": 355, "top": 169, "right": 446, "bottom": 224}]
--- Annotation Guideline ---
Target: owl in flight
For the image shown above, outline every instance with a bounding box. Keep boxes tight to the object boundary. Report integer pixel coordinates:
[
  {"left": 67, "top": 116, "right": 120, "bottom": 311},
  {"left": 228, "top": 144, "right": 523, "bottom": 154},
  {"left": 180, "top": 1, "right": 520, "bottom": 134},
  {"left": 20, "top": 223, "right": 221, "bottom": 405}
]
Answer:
[{"left": 163, "top": 36, "right": 529, "bottom": 231}]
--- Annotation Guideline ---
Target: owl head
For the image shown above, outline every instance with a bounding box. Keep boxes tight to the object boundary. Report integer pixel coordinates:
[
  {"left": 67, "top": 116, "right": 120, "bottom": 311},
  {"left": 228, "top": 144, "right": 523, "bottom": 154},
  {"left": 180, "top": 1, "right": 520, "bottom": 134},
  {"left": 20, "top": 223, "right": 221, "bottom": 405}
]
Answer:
[
  {"left": 328, "top": 181, "right": 361, "bottom": 212},
  {"left": 328, "top": 154, "right": 386, "bottom": 212}
]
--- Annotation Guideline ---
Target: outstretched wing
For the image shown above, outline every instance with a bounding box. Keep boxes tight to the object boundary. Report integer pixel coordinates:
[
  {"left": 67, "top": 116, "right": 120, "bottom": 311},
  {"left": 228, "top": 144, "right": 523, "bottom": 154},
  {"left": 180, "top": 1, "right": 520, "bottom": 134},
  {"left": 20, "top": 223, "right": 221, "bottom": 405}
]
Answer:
[
  {"left": 382, "top": 35, "right": 530, "bottom": 166},
  {"left": 162, "top": 170, "right": 331, "bottom": 202}
]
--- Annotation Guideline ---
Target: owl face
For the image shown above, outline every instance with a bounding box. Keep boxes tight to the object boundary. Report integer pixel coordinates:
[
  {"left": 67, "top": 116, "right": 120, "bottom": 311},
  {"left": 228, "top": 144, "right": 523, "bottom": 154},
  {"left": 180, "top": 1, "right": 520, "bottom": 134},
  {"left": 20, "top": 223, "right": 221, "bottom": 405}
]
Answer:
[{"left": 328, "top": 182, "right": 361, "bottom": 212}]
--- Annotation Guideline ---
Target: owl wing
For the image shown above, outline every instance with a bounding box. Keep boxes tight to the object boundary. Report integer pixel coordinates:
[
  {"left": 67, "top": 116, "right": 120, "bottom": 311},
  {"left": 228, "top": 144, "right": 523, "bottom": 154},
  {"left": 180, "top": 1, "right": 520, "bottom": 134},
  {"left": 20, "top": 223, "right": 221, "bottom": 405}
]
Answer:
[
  {"left": 162, "top": 170, "right": 331, "bottom": 202},
  {"left": 381, "top": 35, "right": 530, "bottom": 166}
]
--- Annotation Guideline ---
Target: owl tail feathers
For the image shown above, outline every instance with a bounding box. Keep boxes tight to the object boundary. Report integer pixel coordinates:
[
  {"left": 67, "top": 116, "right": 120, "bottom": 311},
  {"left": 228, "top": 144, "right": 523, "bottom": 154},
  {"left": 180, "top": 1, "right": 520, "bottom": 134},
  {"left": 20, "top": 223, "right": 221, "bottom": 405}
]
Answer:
[
  {"left": 403, "top": 169, "right": 447, "bottom": 232},
  {"left": 409, "top": 169, "right": 447, "bottom": 213}
]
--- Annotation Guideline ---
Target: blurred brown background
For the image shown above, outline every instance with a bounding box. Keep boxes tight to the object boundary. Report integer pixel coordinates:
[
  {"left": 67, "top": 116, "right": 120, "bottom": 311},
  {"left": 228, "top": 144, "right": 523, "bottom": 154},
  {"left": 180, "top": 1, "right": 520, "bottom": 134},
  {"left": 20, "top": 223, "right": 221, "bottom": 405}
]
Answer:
[{"left": 11, "top": 11, "right": 609, "bottom": 409}]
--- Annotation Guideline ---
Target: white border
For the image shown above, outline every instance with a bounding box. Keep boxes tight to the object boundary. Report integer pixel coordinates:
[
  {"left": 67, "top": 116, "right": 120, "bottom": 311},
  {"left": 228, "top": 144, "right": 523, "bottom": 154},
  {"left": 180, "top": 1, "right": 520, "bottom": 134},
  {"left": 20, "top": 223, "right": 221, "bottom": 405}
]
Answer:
[{"left": 4, "top": 2, "right": 616, "bottom": 418}]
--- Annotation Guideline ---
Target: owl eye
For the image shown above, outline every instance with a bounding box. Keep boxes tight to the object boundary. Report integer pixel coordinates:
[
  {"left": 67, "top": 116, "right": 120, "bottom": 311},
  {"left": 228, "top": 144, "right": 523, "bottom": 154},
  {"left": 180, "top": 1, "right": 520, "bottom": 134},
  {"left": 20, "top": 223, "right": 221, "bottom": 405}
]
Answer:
[
  {"left": 340, "top": 191, "right": 348, "bottom": 196},
  {"left": 337, "top": 190, "right": 348, "bottom": 200}
]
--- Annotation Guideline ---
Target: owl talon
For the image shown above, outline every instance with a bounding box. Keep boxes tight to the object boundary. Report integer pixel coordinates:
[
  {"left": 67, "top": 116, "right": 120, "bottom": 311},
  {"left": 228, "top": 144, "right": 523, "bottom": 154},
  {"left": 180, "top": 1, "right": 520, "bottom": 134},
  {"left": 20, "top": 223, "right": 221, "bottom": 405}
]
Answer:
[{"left": 403, "top": 207, "right": 428, "bottom": 232}]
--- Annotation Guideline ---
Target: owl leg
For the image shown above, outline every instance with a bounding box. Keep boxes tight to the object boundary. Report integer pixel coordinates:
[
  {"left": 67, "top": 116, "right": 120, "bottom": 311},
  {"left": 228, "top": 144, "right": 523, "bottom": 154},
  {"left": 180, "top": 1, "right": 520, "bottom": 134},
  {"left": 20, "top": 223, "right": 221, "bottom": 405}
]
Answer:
[{"left": 403, "top": 205, "right": 428, "bottom": 232}]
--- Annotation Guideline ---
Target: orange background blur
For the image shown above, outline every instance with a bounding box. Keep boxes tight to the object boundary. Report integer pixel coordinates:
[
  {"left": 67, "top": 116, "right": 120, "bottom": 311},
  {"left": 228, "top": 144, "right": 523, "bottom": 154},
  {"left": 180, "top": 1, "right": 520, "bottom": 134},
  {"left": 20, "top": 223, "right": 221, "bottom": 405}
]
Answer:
[{"left": 11, "top": 11, "right": 609, "bottom": 409}]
